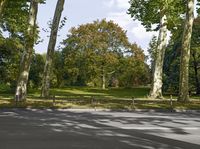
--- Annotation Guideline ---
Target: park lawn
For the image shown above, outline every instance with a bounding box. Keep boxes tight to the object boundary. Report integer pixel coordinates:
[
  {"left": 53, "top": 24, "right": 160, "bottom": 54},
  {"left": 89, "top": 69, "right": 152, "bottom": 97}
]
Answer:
[{"left": 0, "top": 86, "right": 200, "bottom": 110}]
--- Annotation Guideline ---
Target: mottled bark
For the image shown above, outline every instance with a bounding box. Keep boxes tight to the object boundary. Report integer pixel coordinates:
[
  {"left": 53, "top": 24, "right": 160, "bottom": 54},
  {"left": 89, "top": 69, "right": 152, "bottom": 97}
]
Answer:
[
  {"left": 102, "top": 67, "right": 106, "bottom": 89},
  {"left": 15, "top": 0, "right": 38, "bottom": 101},
  {"left": 178, "top": 0, "right": 194, "bottom": 102},
  {"left": 41, "top": 0, "right": 65, "bottom": 97},
  {"left": 0, "top": 0, "right": 6, "bottom": 17},
  {"left": 149, "top": 14, "right": 167, "bottom": 99}
]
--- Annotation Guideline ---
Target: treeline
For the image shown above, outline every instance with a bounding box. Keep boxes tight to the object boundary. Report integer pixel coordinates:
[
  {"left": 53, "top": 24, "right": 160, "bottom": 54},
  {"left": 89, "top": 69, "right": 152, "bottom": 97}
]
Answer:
[
  {"left": 0, "top": 20, "right": 150, "bottom": 89},
  {"left": 0, "top": 0, "right": 199, "bottom": 103},
  {"left": 128, "top": 0, "right": 199, "bottom": 101}
]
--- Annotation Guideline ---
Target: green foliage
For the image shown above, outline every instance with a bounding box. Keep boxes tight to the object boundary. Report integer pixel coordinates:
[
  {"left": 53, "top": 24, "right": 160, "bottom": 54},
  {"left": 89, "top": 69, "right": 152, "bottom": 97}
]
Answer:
[
  {"left": 147, "top": 35, "right": 157, "bottom": 72},
  {"left": 1, "top": 0, "right": 29, "bottom": 36},
  {"left": 128, "top": 0, "right": 185, "bottom": 31},
  {"left": 0, "top": 36, "right": 22, "bottom": 87},
  {"left": 61, "top": 19, "right": 149, "bottom": 88},
  {"left": 29, "top": 53, "right": 45, "bottom": 88},
  {"left": 163, "top": 17, "right": 200, "bottom": 95}
]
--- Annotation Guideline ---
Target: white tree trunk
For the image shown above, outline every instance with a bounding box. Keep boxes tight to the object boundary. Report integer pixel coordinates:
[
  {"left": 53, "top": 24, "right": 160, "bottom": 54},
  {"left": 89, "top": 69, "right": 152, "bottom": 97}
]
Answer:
[
  {"left": 178, "top": 0, "right": 194, "bottom": 102},
  {"left": 41, "top": 0, "right": 65, "bottom": 97},
  {"left": 0, "top": 0, "right": 6, "bottom": 17},
  {"left": 15, "top": 0, "right": 38, "bottom": 101},
  {"left": 149, "top": 14, "right": 167, "bottom": 99},
  {"left": 102, "top": 67, "right": 106, "bottom": 89}
]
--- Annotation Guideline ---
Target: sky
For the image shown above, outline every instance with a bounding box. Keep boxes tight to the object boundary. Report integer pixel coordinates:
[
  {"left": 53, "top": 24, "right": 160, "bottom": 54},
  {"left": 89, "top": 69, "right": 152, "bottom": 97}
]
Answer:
[{"left": 35, "top": 0, "right": 157, "bottom": 55}]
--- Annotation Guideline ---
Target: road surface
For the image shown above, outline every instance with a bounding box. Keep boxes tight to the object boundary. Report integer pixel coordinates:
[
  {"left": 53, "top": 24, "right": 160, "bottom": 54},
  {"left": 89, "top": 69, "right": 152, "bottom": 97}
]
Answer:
[{"left": 0, "top": 109, "right": 200, "bottom": 149}]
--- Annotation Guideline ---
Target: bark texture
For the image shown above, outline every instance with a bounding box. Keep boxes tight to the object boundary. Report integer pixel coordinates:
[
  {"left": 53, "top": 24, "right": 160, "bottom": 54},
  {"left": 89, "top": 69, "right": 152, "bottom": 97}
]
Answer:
[
  {"left": 149, "top": 14, "right": 167, "bottom": 99},
  {"left": 178, "top": 0, "right": 194, "bottom": 102},
  {"left": 102, "top": 67, "right": 106, "bottom": 89},
  {"left": 41, "top": 0, "right": 65, "bottom": 97},
  {"left": 0, "top": 0, "right": 6, "bottom": 17},
  {"left": 15, "top": 0, "right": 38, "bottom": 101}
]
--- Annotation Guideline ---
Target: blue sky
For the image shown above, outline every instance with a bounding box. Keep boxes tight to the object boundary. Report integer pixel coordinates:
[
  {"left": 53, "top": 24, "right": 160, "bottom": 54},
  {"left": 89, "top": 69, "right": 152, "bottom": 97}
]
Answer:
[{"left": 35, "top": 0, "right": 157, "bottom": 55}]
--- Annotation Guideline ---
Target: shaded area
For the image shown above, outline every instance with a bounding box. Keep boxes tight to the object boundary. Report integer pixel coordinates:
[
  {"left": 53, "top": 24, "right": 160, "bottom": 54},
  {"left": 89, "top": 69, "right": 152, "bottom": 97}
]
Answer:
[{"left": 0, "top": 109, "right": 200, "bottom": 149}]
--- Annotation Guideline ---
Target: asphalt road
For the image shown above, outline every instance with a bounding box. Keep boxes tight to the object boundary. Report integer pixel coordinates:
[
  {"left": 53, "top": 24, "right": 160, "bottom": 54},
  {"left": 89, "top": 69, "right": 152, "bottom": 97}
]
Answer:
[{"left": 0, "top": 109, "right": 200, "bottom": 149}]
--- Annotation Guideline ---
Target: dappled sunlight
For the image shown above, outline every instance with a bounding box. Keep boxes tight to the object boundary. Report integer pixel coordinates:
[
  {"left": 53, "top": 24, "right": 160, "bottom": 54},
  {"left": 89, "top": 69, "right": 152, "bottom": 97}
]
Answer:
[{"left": 0, "top": 109, "right": 200, "bottom": 149}]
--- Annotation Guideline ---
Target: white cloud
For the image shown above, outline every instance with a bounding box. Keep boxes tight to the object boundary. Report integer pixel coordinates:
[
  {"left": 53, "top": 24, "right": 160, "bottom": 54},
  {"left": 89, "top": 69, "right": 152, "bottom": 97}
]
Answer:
[
  {"left": 103, "top": 0, "right": 129, "bottom": 9},
  {"left": 116, "top": 0, "right": 129, "bottom": 9},
  {"left": 104, "top": 0, "right": 157, "bottom": 54},
  {"left": 103, "top": 0, "right": 115, "bottom": 8},
  {"left": 106, "top": 12, "right": 131, "bottom": 28},
  {"left": 131, "top": 24, "right": 156, "bottom": 40}
]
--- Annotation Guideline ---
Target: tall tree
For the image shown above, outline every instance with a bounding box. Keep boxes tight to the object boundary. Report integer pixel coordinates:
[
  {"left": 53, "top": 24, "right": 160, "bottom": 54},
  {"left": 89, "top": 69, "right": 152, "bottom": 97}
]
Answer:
[
  {"left": 128, "top": 0, "right": 184, "bottom": 99},
  {"left": 178, "top": 0, "right": 195, "bottom": 102},
  {"left": 149, "top": 13, "right": 167, "bottom": 98},
  {"left": 15, "top": 0, "right": 38, "bottom": 101},
  {"left": 0, "top": 0, "right": 6, "bottom": 18},
  {"left": 41, "top": 0, "right": 65, "bottom": 97}
]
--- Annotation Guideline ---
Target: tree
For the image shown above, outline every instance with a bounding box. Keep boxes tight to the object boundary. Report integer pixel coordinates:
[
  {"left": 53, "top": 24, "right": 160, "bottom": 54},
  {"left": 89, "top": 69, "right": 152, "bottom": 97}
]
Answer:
[
  {"left": 61, "top": 19, "right": 130, "bottom": 89},
  {"left": 128, "top": 0, "right": 185, "bottom": 99},
  {"left": 118, "top": 43, "right": 150, "bottom": 87},
  {"left": 178, "top": 0, "right": 195, "bottom": 102},
  {"left": 0, "top": 0, "right": 6, "bottom": 18},
  {"left": 15, "top": 0, "right": 38, "bottom": 101},
  {"left": 0, "top": 0, "right": 32, "bottom": 91},
  {"left": 147, "top": 35, "right": 157, "bottom": 81},
  {"left": 190, "top": 17, "right": 200, "bottom": 95},
  {"left": 1, "top": 0, "right": 29, "bottom": 36},
  {"left": 29, "top": 53, "right": 45, "bottom": 88},
  {"left": 52, "top": 51, "right": 65, "bottom": 87},
  {"left": 0, "top": 36, "right": 22, "bottom": 88},
  {"left": 163, "top": 17, "right": 200, "bottom": 96},
  {"left": 41, "top": 0, "right": 65, "bottom": 97}
]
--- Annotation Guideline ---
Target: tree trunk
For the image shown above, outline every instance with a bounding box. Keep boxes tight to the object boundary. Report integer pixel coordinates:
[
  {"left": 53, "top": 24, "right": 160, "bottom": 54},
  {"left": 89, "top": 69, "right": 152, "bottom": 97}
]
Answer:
[
  {"left": 41, "top": 0, "right": 65, "bottom": 97},
  {"left": 191, "top": 50, "right": 200, "bottom": 95},
  {"left": 15, "top": 0, "right": 38, "bottom": 101},
  {"left": 178, "top": 0, "right": 194, "bottom": 102},
  {"left": 149, "top": 14, "right": 167, "bottom": 99},
  {"left": 102, "top": 67, "right": 106, "bottom": 89},
  {"left": 0, "top": 0, "right": 6, "bottom": 17}
]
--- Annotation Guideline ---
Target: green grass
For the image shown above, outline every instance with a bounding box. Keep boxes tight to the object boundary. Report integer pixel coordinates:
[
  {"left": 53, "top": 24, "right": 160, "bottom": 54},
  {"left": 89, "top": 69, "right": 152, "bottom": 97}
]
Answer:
[
  {"left": 29, "top": 86, "right": 150, "bottom": 99},
  {"left": 0, "top": 86, "right": 200, "bottom": 110}
]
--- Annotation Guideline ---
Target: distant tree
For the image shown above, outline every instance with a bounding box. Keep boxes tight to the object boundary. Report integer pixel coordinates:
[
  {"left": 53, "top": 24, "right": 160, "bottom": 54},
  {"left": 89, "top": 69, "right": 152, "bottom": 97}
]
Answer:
[
  {"left": 41, "top": 0, "right": 65, "bottom": 97},
  {"left": 147, "top": 35, "right": 157, "bottom": 79},
  {"left": 62, "top": 19, "right": 130, "bottom": 89},
  {"left": 29, "top": 53, "right": 45, "bottom": 88},
  {"left": 118, "top": 43, "right": 150, "bottom": 87},
  {"left": 61, "top": 20, "right": 148, "bottom": 88},
  {"left": 190, "top": 17, "right": 200, "bottom": 95},
  {"left": 52, "top": 51, "right": 65, "bottom": 87}
]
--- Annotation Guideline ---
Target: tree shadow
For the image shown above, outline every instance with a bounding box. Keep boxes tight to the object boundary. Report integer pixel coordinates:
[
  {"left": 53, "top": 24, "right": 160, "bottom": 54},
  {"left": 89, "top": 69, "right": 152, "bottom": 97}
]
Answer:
[{"left": 0, "top": 109, "right": 199, "bottom": 149}]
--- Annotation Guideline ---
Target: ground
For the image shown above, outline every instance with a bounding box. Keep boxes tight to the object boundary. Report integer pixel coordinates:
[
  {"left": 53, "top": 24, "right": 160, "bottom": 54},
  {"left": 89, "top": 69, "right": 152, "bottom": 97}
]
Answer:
[
  {"left": 0, "top": 109, "right": 200, "bottom": 149},
  {"left": 0, "top": 87, "right": 200, "bottom": 109}
]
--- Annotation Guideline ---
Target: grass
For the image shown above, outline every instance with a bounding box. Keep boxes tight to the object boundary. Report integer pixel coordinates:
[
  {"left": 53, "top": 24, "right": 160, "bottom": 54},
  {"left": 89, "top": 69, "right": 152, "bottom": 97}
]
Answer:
[{"left": 0, "top": 86, "right": 200, "bottom": 110}]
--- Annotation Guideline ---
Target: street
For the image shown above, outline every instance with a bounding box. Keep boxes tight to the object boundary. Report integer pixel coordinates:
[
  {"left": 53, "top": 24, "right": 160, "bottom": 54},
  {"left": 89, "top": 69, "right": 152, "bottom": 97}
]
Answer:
[{"left": 0, "top": 109, "right": 200, "bottom": 149}]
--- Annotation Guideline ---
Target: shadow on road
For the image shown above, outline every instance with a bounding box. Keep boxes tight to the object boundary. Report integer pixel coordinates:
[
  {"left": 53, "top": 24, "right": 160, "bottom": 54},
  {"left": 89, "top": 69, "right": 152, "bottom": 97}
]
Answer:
[{"left": 0, "top": 109, "right": 200, "bottom": 149}]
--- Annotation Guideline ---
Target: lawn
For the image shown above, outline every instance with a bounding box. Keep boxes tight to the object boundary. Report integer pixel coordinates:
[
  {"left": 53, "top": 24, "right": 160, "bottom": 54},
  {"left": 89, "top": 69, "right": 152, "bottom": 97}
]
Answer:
[{"left": 0, "top": 86, "right": 200, "bottom": 110}]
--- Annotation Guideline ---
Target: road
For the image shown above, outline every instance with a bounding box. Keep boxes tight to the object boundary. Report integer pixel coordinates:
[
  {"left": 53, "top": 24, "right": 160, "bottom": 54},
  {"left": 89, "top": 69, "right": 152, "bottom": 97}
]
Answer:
[{"left": 0, "top": 109, "right": 200, "bottom": 149}]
